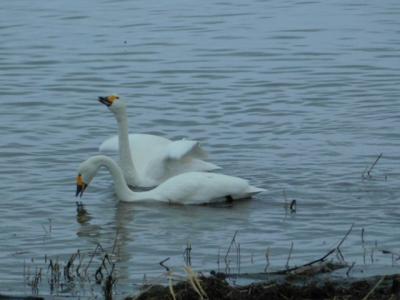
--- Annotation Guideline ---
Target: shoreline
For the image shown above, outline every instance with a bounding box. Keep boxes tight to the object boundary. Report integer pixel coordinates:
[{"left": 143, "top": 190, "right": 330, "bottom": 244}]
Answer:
[{"left": 128, "top": 270, "right": 400, "bottom": 300}]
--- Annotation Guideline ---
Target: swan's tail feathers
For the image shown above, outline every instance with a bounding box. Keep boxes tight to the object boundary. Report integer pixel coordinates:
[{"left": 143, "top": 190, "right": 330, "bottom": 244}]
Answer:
[
  {"left": 190, "top": 159, "right": 221, "bottom": 172},
  {"left": 248, "top": 186, "right": 267, "bottom": 195},
  {"left": 99, "top": 135, "right": 119, "bottom": 152},
  {"left": 165, "top": 140, "right": 208, "bottom": 160}
]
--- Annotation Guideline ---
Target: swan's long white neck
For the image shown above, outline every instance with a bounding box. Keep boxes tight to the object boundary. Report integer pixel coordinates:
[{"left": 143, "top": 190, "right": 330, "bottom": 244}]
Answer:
[
  {"left": 114, "top": 108, "right": 139, "bottom": 186},
  {"left": 91, "top": 156, "right": 158, "bottom": 202}
]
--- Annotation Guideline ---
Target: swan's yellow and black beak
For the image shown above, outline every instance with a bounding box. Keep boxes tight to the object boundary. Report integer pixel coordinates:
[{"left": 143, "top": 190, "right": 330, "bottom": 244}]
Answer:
[
  {"left": 98, "top": 95, "right": 119, "bottom": 107},
  {"left": 76, "top": 174, "right": 88, "bottom": 198}
]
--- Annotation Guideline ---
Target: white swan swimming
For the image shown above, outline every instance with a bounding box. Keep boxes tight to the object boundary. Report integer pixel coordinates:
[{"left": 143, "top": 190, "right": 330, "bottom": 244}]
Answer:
[
  {"left": 76, "top": 155, "right": 266, "bottom": 204},
  {"left": 98, "top": 95, "right": 220, "bottom": 188}
]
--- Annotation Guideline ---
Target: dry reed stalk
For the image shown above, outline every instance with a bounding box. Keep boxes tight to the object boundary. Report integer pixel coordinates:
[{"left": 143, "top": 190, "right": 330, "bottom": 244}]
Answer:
[
  {"left": 361, "top": 276, "right": 385, "bottom": 300},
  {"left": 168, "top": 272, "right": 177, "bottom": 300},
  {"left": 264, "top": 247, "right": 271, "bottom": 273},
  {"left": 346, "top": 262, "right": 355, "bottom": 277},
  {"left": 286, "top": 242, "right": 294, "bottom": 269},
  {"left": 184, "top": 266, "right": 208, "bottom": 300}
]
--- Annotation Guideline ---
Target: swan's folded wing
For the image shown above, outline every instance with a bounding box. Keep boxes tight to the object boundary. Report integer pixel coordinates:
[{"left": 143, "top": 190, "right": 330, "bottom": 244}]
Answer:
[
  {"left": 100, "top": 136, "right": 206, "bottom": 158},
  {"left": 99, "top": 135, "right": 118, "bottom": 152},
  {"left": 165, "top": 140, "right": 207, "bottom": 160},
  {"left": 99, "top": 135, "right": 136, "bottom": 152}
]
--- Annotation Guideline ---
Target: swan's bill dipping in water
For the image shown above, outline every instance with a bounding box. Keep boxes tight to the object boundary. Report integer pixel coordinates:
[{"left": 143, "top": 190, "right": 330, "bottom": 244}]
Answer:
[
  {"left": 98, "top": 95, "right": 220, "bottom": 188},
  {"left": 76, "top": 155, "right": 266, "bottom": 205}
]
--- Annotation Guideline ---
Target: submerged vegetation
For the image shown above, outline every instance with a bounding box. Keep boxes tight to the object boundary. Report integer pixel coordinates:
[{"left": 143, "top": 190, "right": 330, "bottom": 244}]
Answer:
[
  {"left": 16, "top": 219, "right": 400, "bottom": 300},
  {"left": 22, "top": 243, "right": 117, "bottom": 299}
]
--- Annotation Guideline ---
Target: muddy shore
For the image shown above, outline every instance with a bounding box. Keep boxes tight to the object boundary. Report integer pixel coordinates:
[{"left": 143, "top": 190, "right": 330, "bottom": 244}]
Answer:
[{"left": 129, "top": 271, "right": 400, "bottom": 300}]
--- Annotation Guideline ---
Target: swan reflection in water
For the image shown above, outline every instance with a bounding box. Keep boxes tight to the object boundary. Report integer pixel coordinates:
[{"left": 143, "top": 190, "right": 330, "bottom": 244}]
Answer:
[
  {"left": 75, "top": 191, "right": 255, "bottom": 288},
  {"left": 75, "top": 197, "right": 136, "bottom": 285}
]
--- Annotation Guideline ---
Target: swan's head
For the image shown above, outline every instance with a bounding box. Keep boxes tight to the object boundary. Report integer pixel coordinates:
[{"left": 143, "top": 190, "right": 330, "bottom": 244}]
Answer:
[
  {"left": 98, "top": 95, "right": 126, "bottom": 114},
  {"left": 75, "top": 157, "right": 99, "bottom": 197}
]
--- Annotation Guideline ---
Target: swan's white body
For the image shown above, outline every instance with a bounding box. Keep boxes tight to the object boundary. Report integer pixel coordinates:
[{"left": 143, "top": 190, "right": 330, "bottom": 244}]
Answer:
[
  {"left": 78, "top": 155, "right": 265, "bottom": 204},
  {"left": 99, "top": 98, "right": 220, "bottom": 188}
]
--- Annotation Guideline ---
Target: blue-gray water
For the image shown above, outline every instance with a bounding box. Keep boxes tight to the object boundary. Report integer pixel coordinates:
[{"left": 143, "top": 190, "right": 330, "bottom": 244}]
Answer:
[{"left": 1, "top": 0, "right": 400, "bottom": 298}]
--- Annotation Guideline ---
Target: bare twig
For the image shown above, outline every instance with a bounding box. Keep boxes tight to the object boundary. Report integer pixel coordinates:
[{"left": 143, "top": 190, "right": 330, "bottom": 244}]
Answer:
[
  {"left": 237, "top": 243, "right": 241, "bottom": 275},
  {"left": 346, "top": 262, "right": 355, "bottom": 277},
  {"left": 103, "top": 260, "right": 116, "bottom": 300},
  {"left": 264, "top": 247, "right": 271, "bottom": 273},
  {"left": 362, "top": 153, "right": 383, "bottom": 179},
  {"left": 95, "top": 253, "right": 113, "bottom": 284},
  {"left": 84, "top": 243, "right": 104, "bottom": 276},
  {"left": 224, "top": 231, "right": 238, "bottom": 261},
  {"left": 361, "top": 228, "right": 365, "bottom": 245},
  {"left": 64, "top": 252, "right": 78, "bottom": 281},
  {"left": 160, "top": 257, "right": 171, "bottom": 272},
  {"left": 370, "top": 248, "right": 375, "bottom": 264},
  {"left": 286, "top": 242, "right": 294, "bottom": 270},
  {"left": 363, "top": 248, "right": 367, "bottom": 265},
  {"left": 183, "top": 241, "right": 192, "bottom": 266},
  {"left": 337, "top": 224, "right": 353, "bottom": 250},
  {"left": 336, "top": 248, "right": 346, "bottom": 263},
  {"left": 224, "top": 231, "right": 239, "bottom": 275},
  {"left": 76, "top": 250, "right": 84, "bottom": 278},
  {"left": 111, "top": 228, "right": 120, "bottom": 255},
  {"left": 217, "top": 248, "right": 220, "bottom": 273}
]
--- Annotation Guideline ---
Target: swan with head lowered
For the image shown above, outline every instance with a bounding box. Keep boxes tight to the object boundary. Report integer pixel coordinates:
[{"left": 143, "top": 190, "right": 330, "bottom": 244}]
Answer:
[
  {"left": 76, "top": 155, "right": 265, "bottom": 204},
  {"left": 98, "top": 95, "right": 220, "bottom": 188}
]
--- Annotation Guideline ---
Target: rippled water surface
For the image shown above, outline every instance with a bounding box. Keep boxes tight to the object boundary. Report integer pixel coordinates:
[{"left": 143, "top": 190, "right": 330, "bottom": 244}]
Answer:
[{"left": 1, "top": 0, "right": 400, "bottom": 297}]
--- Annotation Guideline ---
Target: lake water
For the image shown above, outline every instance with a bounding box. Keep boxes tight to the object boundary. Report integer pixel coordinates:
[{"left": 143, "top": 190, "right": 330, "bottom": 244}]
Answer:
[{"left": 1, "top": 0, "right": 400, "bottom": 298}]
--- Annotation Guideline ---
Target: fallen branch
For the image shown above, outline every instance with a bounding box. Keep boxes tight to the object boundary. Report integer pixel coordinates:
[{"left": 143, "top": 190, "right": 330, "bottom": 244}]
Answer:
[{"left": 272, "top": 224, "right": 353, "bottom": 276}]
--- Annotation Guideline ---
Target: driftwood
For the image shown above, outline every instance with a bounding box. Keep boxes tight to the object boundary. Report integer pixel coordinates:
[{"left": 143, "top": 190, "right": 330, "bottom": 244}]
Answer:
[{"left": 281, "top": 224, "right": 353, "bottom": 276}]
